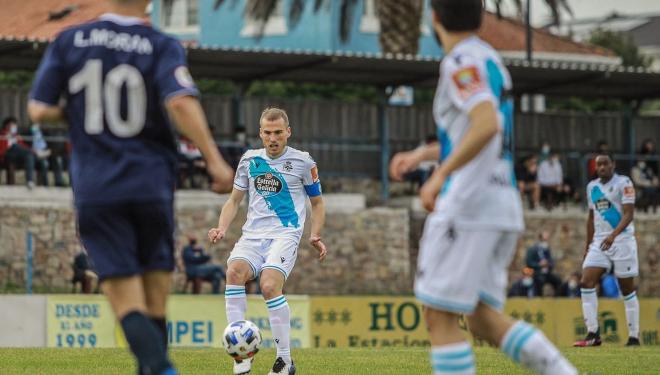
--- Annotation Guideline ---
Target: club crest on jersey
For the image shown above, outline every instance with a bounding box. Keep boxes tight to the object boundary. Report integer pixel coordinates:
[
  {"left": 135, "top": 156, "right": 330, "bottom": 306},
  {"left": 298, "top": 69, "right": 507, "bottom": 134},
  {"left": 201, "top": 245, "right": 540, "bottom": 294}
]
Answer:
[
  {"left": 254, "top": 173, "right": 283, "bottom": 196},
  {"left": 283, "top": 161, "right": 293, "bottom": 172},
  {"left": 452, "top": 65, "right": 484, "bottom": 99},
  {"left": 595, "top": 198, "right": 611, "bottom": 211}
]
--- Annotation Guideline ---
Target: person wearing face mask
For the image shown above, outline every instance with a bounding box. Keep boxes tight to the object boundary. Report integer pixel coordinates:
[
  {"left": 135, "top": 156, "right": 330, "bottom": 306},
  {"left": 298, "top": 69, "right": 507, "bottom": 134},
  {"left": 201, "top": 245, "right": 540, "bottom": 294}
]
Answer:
[
  {"left": 631, "top": 158, "right": 658, "bottom": 213},
  {"left": 0, "top": 116, "right": 36, "bottom": 188},
  {"left": 525, "top": 231, "right": 562, "bottom": 297},
  {"left": 508, "top": 267, "right": 537, "bottom": 298},
  {"left": 559, "top": 272, "right": 582, "bottom": 298},
  {"left": 537, "top": 152, "right": 564, "bottom": 211},
  {"left": 539, "top": 141, "right": 551, "bottom": 163}
]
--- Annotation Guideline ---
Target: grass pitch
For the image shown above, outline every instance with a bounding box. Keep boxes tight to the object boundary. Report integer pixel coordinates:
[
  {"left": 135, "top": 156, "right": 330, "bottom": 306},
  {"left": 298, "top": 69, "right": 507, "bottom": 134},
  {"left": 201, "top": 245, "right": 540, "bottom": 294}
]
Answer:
[{"left": 0, "top": 347, "right": 658, "bottom": 374}]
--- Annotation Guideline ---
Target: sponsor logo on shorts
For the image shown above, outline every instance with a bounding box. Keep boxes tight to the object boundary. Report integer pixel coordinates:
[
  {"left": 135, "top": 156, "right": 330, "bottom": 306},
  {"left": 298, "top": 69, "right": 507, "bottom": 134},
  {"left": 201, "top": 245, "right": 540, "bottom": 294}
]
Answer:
[{"left": 254, "top": 173, "right": 283, "bottom": 196}]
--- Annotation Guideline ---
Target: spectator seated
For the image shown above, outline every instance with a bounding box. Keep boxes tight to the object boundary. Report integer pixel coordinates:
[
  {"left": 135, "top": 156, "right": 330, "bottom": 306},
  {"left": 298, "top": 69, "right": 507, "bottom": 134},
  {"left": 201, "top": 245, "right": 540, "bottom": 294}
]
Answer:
[{"left": 181, "top": 236, "right": 225, "bottom": 294}]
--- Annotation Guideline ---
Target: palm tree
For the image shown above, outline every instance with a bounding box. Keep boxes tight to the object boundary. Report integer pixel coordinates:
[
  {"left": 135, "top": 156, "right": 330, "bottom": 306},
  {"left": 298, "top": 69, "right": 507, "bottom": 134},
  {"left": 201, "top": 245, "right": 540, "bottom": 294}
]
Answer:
[
  {"left": 491, "top": 0, "right": 573, "bottom": 26},
  {"left": 211, "top": 0, "right": 571, "bottom": 55}
]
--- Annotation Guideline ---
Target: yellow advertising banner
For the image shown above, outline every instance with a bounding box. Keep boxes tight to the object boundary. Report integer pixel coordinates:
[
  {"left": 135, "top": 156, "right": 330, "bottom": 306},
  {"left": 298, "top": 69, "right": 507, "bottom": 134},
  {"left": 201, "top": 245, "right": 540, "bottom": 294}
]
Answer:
[
  {"left": 311, "top": 297, "right": 660, "bottom": 348},
  {"left": 46, "top": 295, "right": 117, "bottom": 348},
  {"left": 506, "top": 298, "right": 660, "bottom": 347},
  {"left": 310, "top": 297, "right": 430, "bottom": 348},
  {"left": 115, "top": 295, "right": 310, "bottom": 348}
]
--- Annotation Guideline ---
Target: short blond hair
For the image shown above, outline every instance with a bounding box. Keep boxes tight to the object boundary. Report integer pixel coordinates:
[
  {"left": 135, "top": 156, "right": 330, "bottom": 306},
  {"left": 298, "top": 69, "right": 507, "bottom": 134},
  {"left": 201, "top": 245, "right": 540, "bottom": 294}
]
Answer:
[{"left": 259, "top": 107, "right": 289, "bottom": 127}]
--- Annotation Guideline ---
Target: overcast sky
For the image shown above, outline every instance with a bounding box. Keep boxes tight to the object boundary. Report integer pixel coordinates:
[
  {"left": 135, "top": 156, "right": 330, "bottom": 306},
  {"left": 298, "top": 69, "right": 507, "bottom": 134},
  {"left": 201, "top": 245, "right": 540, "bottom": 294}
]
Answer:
[{"left": 486, "top": 0, "right": 660, "bottom": 27}]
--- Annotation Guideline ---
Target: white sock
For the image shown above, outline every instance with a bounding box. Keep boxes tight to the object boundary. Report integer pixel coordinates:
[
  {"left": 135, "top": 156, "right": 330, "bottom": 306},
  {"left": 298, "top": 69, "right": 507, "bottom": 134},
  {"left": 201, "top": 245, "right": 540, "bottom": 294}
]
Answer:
[
  {"left": 501, "top": 321, "right": 577, "bottom": 375},
  {"left": 623, "top": 291, "right": 640, "bottom": 339},
  {"left": 581, "top": 288, "right": 599, "bottom": 333},
  {"left": 266, "top": 295, "right": 291, "bottom": 364},
  {"left": 430, "top": 342, "right": 475, "bottom": 375},
  {"left": 225, "top": 285, "right": 247, "bottom": 323}
]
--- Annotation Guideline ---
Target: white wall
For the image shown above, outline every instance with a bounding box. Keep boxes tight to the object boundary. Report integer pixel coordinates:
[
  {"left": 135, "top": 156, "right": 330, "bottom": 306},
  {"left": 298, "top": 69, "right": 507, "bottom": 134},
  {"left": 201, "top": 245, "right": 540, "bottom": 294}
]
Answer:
[{"left": 0, "top": 295, "right": 47, "bottom": 347}]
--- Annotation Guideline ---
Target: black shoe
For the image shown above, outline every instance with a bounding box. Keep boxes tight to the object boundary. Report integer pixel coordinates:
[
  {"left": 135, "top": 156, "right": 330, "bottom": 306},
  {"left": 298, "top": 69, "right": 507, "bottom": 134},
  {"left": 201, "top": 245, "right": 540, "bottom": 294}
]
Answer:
[
  {"left": 625, "top": 337, "right": 641, "bottom": 346},
  {"left": 268, "top": 357, "right": 295, "bottom": 375}
]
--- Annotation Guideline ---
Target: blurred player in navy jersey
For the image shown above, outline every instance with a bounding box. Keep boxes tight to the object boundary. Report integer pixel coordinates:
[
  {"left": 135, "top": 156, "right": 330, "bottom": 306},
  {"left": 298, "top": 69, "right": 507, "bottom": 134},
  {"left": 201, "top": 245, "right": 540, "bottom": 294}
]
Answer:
[
  {"left": 28, "top": 1, "right": 234, "bottom": 373},
  {"left": 390, "top": 1, "right": 576, "bottom": 374}
]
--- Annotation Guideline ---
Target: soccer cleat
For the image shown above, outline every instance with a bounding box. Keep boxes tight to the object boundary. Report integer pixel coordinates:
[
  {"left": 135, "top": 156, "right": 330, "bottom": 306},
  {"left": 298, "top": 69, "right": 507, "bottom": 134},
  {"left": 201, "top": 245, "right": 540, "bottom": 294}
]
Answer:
[
  {"left": 268, "top": 357, "right": 296, "bottom": 375},
  {"left": 573, "top": 331, "right": 602, "bottom": 347},
  {"left": 233, "top": 357, "right": 253, "bottom": 374},
  {"left": 625, "top": 337, "right": 641, "bottom": 346}
]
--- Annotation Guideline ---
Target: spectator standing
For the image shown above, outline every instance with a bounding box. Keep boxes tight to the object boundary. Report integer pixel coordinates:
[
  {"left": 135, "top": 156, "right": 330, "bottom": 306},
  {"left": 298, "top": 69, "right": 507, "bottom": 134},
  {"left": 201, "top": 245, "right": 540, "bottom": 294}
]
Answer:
[
  {"left": 517, "top": 155, "right": 541, "bottom": 209},
  {"left": 525, "top": 230, "right": 563, "bottom": 296},
  {"left": 538, "top": 152, "right": 564, "bottom": 210},
  {"left": 538, "top": 141, "right": 551, "bottom": 163}
]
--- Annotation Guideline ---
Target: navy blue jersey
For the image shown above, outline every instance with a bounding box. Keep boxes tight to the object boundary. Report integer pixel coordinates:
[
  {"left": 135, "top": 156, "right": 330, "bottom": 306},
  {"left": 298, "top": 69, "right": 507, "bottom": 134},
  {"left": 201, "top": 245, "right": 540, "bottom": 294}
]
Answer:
[{"left": 30, "top": 13, "right": 199, "bottom": 204}]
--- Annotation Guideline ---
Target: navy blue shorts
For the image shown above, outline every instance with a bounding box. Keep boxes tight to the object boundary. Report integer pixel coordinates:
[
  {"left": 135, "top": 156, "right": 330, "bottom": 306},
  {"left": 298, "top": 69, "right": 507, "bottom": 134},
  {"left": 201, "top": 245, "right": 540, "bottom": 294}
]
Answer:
[{"left": 77, "top": 200, "right": 175, "bottom": 281}]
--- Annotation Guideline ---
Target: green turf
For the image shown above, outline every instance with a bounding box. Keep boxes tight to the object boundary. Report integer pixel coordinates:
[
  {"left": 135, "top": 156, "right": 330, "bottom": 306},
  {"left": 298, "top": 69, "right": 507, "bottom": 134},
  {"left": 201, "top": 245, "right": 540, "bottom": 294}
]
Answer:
[{"left": 0, "top": 346, "right": 658, "bottom": 374}]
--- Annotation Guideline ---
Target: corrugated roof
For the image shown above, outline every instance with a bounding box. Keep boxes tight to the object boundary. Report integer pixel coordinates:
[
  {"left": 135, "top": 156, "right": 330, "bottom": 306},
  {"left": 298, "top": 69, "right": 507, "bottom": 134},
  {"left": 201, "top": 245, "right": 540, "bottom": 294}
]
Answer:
[
  {"left": 2, "top": 36, "right": 658, "bottom": 100},
  {"left": 0, "top": 1, "right": 613, "bottom": 60}
]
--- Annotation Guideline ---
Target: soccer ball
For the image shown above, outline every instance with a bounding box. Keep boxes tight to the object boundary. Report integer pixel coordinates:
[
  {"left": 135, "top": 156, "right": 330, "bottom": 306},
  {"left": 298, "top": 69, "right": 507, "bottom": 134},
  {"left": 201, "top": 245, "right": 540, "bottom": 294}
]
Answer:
[{"left": 222, "top": 320, "right": 262, "bottom": 360}]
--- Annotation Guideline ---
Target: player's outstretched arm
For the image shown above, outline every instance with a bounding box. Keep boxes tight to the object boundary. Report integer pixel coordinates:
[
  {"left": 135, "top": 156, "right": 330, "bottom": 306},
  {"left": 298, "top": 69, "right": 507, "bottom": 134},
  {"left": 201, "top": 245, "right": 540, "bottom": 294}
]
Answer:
[
  {"left": 166, "top": 95, "right": 234, "bottom": 193},
  {"left": 389, "top": 143, "right": 441, "bottom": 181},
  {"left": 419, "top": 101, "right": 499, "bottom": 211},
  {"left": 309, "top": 195, "right": 327, "bottom": 262},
  {"left": 208, "top": 187, "right": 246, "bottom": 243},
  {"left": 27, "top": 101, "right": 64, "bottom": 124}
]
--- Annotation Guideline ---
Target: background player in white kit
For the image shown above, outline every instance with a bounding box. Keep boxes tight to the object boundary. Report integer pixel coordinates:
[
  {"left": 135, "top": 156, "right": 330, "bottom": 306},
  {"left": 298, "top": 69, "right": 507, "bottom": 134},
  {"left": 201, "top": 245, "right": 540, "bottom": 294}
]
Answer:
[
  {"left": 574, "top": 154, "right": 640, "bottom": 347},
  {"left": 208, "top": 107, "right": 326, "bottom": 375},
  {"left": 390, "top": 1, "right": 576, "bottom": 374}
]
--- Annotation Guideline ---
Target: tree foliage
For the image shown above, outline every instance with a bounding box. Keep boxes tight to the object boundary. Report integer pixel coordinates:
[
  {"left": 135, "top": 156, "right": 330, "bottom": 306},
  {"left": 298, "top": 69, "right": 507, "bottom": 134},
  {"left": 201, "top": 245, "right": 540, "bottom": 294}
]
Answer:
[{"left": 589, "top": 29, "right": 653, "bottom": 68}]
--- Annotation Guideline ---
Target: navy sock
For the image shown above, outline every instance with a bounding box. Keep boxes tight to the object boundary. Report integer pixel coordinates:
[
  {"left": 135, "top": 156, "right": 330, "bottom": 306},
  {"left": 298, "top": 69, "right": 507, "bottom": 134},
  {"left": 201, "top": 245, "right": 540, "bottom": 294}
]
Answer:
[
  {"left": 120, "top": 311, "right": 172, "bottom": 375},
  {"left": 150, "top": 317, "right": 168, "bottom": 350}
]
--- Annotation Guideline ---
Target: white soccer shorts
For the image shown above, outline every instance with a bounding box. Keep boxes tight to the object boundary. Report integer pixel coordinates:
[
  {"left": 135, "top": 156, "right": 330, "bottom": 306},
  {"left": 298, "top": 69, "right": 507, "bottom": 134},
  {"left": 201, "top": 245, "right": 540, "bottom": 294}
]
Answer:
[
  {"left": 227, "top": 237, "right": 299, "bottom": 280},
  {"left": 583, "top": 236, "right": 638, "bottom": 278},
  {"left": 414, "top": 217, "right": 519, "bottom": 314}
]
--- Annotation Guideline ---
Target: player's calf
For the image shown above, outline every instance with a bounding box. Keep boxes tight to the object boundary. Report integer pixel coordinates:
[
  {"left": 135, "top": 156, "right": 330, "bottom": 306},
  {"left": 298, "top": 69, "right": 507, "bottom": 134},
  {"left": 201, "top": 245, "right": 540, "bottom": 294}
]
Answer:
[{"left": 500, "top": 320, "right": 577, "bottom": 374}]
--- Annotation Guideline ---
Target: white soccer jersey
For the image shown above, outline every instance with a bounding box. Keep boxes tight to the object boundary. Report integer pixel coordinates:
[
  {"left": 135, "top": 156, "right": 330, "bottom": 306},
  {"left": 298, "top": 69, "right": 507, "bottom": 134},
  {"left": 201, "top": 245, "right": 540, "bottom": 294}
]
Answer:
[
  {"left": 233, "top": 147, "right": 321, "bottom": 240},
  {"left": 430, "top": 36, "right": 523, "bottom": 231},
  {"left": 587, "top": 174, "right": 635, "bottom": 241}
]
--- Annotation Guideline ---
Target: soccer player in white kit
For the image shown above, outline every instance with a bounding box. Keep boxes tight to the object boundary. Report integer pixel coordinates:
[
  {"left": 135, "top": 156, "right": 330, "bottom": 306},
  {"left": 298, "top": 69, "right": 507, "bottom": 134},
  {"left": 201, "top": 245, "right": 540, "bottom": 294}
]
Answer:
[
  {"left": 574, "top": 154, "right": 640, "bottom": 347},
  {"left": 390, "top": 1, "right": 577, "bottom": 374},
  {"left": 208, "top": 107, "right": 326, "bottom": 375}
]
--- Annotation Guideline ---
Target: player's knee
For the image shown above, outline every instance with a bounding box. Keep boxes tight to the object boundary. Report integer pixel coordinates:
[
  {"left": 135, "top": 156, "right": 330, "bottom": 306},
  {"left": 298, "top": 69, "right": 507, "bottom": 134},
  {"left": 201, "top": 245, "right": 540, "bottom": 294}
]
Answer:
[
  {"left": 423, "top": 306, "right": 458, "bottom": 329},
  {"left": 579, "top": 278, "right": 597, "bottom": 289},
  {"left": 259, "top": 278, "right": 281, "bottom": 299},
  {"left": 226, "top": 266, "right": 250, "bottom": 285}
]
